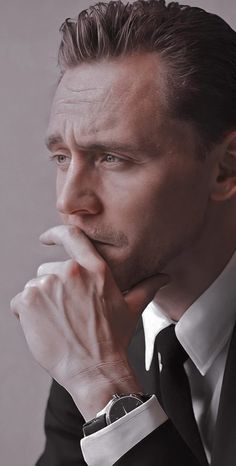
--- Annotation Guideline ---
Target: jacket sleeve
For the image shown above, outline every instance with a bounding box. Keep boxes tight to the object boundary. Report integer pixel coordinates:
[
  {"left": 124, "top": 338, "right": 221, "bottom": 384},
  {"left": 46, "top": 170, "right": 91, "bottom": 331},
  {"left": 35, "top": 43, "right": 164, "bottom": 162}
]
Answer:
[
  {"left": 35, "top": 380, "right": 201, "bottom": 466},
  {"left": 35, "top": 380, "right": 86, "bottom": 466}
]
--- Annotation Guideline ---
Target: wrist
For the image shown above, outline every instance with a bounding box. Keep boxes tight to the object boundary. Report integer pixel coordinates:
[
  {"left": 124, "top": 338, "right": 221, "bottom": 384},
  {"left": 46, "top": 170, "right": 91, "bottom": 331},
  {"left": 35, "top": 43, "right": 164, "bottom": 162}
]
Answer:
[{"left": 66, "top": 361, "right": 142, "bottom": 420}]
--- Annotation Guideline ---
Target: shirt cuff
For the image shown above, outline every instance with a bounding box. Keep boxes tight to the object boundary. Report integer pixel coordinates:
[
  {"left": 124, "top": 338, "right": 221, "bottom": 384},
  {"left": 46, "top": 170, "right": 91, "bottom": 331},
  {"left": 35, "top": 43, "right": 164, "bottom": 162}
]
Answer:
[{"left": 80, "top": 395, "right": 168, "bottom": 466}]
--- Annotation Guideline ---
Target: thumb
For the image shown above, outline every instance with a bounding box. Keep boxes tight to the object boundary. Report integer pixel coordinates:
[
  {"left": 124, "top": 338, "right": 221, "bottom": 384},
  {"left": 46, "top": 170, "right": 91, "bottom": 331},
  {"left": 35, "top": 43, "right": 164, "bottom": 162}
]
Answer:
[{"left": 124, "top": 274, "right": 169, "bottom": 317}]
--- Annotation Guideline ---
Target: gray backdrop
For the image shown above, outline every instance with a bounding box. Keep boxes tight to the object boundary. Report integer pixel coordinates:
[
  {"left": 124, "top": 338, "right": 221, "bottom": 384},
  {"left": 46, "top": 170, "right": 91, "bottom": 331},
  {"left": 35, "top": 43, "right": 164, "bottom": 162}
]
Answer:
[{"left": 0, "top": 1, "right": 235, "bottom": 465}]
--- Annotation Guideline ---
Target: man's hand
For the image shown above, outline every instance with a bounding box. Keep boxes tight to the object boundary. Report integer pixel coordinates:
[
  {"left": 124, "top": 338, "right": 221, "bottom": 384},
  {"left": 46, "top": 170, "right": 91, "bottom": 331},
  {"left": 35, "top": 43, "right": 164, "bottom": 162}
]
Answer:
[{"left": 10, "top": 225, "right": 168, "bottom": 419}]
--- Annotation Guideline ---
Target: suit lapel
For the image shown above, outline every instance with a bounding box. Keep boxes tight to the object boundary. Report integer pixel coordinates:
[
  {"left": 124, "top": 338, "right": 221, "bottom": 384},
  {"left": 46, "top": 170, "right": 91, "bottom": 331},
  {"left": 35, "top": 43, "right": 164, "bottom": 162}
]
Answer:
[{"left": 211, "top": 323, "right": 236, "bottom": 466}]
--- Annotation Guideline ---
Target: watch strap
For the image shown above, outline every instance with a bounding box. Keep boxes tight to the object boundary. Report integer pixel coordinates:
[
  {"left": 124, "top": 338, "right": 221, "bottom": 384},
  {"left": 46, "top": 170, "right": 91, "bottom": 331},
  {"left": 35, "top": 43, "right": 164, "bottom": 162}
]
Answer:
[
  {"left": 83, "top": 413, "right": 107, "bottom": 437},
  {"left": 82, "top": 393, "right": 151, "bottom": 437}
]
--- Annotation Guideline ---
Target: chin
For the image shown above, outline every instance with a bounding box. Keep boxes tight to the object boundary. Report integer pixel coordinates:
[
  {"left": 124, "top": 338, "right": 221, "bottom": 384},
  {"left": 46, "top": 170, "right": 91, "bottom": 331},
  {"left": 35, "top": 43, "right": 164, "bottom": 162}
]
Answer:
[
  {"left": 100, "top": 257, "right": 135, "bottom": 291},
  {"left": 111, "top": 263, "right": 156, "bottom": 292},
  {"left": 94, "top": 244, "right": 167, "bottom": 291}
]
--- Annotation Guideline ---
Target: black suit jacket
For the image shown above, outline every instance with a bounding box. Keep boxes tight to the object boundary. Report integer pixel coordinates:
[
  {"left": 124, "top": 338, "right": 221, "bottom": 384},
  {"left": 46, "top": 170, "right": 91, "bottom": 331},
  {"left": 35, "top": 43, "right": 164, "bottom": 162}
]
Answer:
[{"left": 35, "top": 321, "right": 236, "bottom": 466}]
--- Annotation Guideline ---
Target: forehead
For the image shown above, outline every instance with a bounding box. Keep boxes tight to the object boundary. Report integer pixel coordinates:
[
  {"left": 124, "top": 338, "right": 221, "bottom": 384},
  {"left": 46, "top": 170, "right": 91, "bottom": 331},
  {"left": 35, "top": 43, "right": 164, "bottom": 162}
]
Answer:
[{"left": 47, "top": 53, "right": 167, "bottom": 148}]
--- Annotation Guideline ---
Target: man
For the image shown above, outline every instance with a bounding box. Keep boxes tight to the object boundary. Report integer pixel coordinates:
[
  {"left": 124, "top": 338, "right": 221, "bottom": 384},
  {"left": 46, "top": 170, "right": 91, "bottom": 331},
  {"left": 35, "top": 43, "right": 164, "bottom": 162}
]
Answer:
[{"left": 11, "top": 1, "right": 236, "bottom": 465}]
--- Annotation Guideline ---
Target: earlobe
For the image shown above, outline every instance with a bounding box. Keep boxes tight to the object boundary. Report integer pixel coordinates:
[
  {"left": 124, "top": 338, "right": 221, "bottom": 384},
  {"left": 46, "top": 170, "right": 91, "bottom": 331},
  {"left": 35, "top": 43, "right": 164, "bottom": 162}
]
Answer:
[{"left": 210, "top": 133, "right": 236, "bottom": 202}]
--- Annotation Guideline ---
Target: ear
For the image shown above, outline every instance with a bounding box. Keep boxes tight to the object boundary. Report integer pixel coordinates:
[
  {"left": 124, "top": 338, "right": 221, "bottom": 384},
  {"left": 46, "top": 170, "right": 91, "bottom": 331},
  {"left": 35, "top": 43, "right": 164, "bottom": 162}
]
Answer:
[{"left": 211, "top": 132, "right": 236, "bottom": 201}]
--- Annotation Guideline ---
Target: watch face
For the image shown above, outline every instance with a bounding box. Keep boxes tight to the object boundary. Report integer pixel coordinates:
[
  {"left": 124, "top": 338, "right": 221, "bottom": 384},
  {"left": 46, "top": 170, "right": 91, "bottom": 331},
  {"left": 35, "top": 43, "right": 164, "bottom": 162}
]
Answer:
[{"left": 108, "top": 395, "right": 143, "bottom": 423}]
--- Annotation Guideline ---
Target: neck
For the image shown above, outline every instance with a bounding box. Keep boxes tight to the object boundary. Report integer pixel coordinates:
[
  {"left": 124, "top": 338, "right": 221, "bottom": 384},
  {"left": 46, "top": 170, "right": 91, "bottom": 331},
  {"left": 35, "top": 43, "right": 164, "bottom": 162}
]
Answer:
[{"left": 156, "top": 209, "right": 236, "bottom": 321}]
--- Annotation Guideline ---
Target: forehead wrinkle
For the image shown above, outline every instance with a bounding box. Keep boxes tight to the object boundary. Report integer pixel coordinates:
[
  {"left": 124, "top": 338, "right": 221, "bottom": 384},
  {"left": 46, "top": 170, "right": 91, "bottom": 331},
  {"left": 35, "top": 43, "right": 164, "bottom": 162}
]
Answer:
[
  {"left": 50, "top": 110, "right": 118, "bottom": 141},
  {"left": 65, "top": 86, "right": 105, "bottom": 93},
  {"left": 55, "top": 97, "right": 122, "bottom": 138},
  {"left": 53, "top": 82, "right": 110, "bottom": 113},
  {"left": 55, "top": 100, "right": 104, "bottom": 109},
  {"left": 62, "top": 82, "right": 107, "bottom": 100},
  {"left": 53, "top": 89, "right": 115, "bottom": 118},
  {"left": 50, "top": 62, "right": 165, "bottom": 152}
]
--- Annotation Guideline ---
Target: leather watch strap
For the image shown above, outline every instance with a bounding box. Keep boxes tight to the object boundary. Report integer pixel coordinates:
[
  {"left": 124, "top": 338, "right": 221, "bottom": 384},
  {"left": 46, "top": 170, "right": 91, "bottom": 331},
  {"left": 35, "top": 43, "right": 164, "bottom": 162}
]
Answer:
[{"left": 83, "top": 413, "right": 107, "bottom": 437}]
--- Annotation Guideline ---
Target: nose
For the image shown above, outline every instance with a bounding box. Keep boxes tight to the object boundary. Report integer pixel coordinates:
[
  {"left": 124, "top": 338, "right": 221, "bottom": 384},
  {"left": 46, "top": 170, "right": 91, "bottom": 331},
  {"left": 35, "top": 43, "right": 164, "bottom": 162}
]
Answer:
[{"left": 56, "top": 161, "right": 103, "bottom": 216}]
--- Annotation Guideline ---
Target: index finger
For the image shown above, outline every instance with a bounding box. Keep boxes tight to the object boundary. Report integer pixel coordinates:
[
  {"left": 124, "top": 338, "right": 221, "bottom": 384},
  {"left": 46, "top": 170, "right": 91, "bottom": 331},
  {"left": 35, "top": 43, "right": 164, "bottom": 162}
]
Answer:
[{"left": 39, "top": 225, "right": 104, "bottom": 270}]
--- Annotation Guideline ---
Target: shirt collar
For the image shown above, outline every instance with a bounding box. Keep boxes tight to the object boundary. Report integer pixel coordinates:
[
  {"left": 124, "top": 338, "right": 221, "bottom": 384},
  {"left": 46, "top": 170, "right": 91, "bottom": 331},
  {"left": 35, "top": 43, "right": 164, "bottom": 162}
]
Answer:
[{"left": 142, "top": 250, "right": 236, "bottom": 375}]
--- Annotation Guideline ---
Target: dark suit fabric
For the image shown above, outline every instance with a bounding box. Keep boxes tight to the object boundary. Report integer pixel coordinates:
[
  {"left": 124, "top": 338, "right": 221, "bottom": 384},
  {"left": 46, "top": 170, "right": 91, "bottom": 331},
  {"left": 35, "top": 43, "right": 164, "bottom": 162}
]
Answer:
[{"left": 36, "top": 321, "right": 236, "bottom": 466}]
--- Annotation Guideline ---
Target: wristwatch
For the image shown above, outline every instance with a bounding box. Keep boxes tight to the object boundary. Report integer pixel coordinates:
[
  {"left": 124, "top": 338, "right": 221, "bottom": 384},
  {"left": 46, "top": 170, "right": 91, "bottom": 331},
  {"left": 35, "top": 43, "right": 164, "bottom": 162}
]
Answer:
[{"left": 82, "top": 393, "right": 151, "bottom": 437}]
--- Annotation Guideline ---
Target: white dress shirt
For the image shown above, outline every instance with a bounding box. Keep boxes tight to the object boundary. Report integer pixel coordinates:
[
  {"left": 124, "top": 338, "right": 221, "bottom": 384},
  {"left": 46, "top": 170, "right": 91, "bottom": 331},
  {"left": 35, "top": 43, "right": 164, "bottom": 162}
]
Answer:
[{"left": 81, "top": 251, "right": 236, "bottom": 466}]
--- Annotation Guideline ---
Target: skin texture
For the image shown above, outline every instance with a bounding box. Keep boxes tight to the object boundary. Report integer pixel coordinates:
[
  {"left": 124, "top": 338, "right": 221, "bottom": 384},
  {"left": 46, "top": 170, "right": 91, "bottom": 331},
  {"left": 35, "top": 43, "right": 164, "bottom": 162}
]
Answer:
[
  {"left": 11, "top": 52, "right": 236, "bottom": 418},
  {"left": 47, "top": 55, "right": 214, "bottom": 290}
]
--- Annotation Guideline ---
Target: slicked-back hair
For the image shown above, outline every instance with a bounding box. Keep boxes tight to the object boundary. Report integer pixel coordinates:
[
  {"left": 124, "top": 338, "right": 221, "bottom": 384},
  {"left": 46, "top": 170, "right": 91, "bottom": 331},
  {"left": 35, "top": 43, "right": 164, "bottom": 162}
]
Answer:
[{"left": 58, "top": 0, "right": 236, "bottom": 150}]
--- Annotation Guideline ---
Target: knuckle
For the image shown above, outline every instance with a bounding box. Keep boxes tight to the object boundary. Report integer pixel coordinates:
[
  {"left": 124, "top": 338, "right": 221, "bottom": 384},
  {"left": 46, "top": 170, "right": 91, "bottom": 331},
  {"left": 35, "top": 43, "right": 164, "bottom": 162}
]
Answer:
[
  {"left": 40, "top": 274, "right": 58, "bottom": 289},
  {"left": 37, "top": 262, "right": 54, "bottom": 276},
  {"left": 22, "top": 286, "right": 41, "bottom": 306},
  {"left": 37, "top": 264, "right": 45, "bottom": 276},
  {"left": 10, "top": 293, "right": 21, "bottom": 314}
]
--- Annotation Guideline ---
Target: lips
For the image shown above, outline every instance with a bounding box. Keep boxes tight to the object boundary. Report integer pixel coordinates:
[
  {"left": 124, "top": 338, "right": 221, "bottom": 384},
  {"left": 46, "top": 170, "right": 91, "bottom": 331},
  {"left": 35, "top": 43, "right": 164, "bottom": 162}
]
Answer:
[
  {"left": 90, "top": 238, "right": 113, "bottom": 247},
  {"left": 65, "top": 223, "right": 120, "bottom": 247},
  {"left": 83, "top": 232, "right": 114, "bottom": 246}
]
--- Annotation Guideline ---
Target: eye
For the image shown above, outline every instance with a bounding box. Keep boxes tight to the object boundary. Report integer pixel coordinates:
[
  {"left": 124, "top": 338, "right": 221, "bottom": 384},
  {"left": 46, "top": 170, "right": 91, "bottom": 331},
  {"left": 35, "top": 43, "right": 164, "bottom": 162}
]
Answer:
[
  {"left": 50, "top": 154, "right": 71, "bottom": 167},
  {"left": 56, "top": 154, "right": 68, "bottom": 164},
  {"left": 103, "top": 154, "right": 122, "bottom": 163}
]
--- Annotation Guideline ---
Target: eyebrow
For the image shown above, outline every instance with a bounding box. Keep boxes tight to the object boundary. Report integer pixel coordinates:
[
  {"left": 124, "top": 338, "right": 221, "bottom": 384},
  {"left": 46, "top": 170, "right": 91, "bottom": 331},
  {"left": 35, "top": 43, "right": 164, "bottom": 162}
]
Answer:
[
  {"left": 45, "top": 135, "right": 64, "bottom": 151},
  {"left": 45, "top": 134, "right": 143, "bottom": 155}
]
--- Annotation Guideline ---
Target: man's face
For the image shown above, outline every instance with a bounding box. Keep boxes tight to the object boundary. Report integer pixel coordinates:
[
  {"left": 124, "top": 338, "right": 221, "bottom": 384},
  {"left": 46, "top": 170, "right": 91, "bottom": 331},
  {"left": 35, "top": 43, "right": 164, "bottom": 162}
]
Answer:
[{"left": 47, "top": 53, "right": 214, "bottom": 290}]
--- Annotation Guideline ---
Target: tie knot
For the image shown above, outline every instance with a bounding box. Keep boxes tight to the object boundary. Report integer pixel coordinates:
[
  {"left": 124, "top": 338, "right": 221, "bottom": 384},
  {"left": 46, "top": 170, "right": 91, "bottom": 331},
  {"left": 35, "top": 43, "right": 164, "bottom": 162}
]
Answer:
[{"left": 155, "top": 324, "right": 188, "bottom": 368}]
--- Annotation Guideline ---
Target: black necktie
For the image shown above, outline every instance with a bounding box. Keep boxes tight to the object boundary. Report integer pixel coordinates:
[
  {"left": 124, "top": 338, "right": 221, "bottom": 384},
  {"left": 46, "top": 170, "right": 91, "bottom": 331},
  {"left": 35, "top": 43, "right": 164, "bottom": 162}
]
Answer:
[{"left": 155, "top": 324, "right": 208, "bottom": 466}]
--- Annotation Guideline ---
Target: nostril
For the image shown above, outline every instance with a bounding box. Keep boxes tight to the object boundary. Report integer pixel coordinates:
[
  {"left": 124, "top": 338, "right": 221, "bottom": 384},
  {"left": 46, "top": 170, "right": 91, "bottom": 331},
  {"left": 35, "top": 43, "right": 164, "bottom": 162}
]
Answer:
[{"left": 56, "top": 192, "right": 103, "bottom": 216}]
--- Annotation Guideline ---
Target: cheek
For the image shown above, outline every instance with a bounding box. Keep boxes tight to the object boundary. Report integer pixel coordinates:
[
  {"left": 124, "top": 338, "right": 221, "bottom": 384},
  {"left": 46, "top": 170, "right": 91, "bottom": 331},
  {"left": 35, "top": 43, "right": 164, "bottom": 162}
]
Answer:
[
  {"left": 56, "top": 172, "right": 70, "bottom": 224},
  {"left": 117, "top": 169, "right": 209, "bottom": 247},
  {"left": 56, "top": 171, "right": 64, "bottom": 199},
  {"left": 55, "top": 173, "right": 67, "bottom": 223},
  {"left": 147, "top": 176, "right": 210, "bottom": 252}
]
